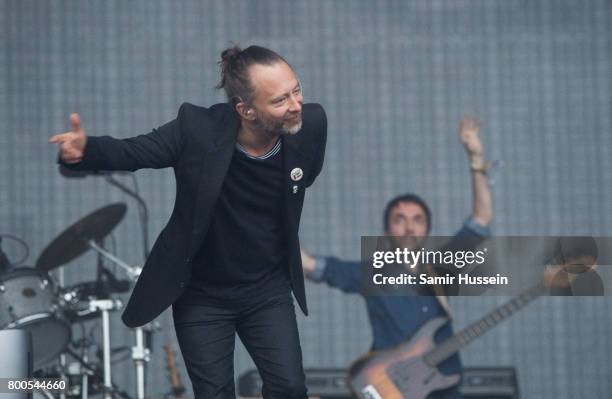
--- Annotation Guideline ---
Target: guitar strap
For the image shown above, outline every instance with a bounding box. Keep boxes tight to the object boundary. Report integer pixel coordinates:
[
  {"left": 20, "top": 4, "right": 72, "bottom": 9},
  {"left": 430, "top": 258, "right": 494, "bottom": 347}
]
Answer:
[
  {"left": 376, "top": 236, "right": 454, "bottom": 317},
  {"left": 424, "top": 263, "right": 453, "bottom": 318}
]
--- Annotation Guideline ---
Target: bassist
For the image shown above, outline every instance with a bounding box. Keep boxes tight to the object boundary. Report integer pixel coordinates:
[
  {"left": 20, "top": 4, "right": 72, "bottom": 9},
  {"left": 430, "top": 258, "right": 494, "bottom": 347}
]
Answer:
[{"left": 301, "top": 116, "right": 493, "bottom": 399}]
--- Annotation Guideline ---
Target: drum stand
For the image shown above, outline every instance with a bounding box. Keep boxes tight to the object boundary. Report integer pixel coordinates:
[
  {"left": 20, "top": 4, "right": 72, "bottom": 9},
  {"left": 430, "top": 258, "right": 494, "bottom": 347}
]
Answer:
[
  {"left": 87, "top": 240, "right": 148, "bottom": 399},
  {"left": 132, "top": 327, "right": 150, "bottom": 399},
  {"left": 87, "top": 298, "right": 123, "bottom": 399},
  {"left": 81, "top": 351, "right": 89, "bottom": 399},
  {"left": 57, "top": 266, "right": 68, "bottom": 399}
]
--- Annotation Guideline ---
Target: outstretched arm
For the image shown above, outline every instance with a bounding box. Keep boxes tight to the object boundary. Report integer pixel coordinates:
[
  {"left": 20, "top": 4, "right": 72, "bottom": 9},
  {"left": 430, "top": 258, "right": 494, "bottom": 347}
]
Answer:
[
  {"left": 50, "top": 107, "right": 184, "bottom": 172},
  {"left": 301, "top": 248, "right": 362, "bottom": 294},
  {"left": 459, "top": 115, "right": 493, "bottom": 227}
]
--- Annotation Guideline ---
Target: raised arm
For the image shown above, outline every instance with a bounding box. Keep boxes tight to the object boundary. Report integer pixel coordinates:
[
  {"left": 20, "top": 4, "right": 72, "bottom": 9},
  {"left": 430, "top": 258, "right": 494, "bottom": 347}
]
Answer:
[{"left": 459, "top": 115, "right": 493, "bottom": 227}]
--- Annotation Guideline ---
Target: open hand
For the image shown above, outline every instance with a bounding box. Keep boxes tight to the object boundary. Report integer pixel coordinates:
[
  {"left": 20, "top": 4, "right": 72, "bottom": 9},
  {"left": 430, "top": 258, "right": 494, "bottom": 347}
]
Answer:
[{"left": 459, "top": 115, "right": 483, "bottom": 155}]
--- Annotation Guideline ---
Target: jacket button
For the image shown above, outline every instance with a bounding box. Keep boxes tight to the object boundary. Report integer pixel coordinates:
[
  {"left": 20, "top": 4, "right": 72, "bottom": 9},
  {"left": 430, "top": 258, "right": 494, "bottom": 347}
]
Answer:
[
  {"left": 185, "top": 257, "right": 191, "bottom": 263},
  {"left": 179, "top": 281, "right": 185, "bottom": 288}
]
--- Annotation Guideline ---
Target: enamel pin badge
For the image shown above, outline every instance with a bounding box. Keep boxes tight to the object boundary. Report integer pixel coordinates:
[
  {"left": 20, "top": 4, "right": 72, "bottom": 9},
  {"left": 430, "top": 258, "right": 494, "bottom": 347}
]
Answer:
[
  {"left": 290, "top": 168, "right": 303, "bottom": 182},
  {"left": 290, "top": 168, "right": 303, "bottom": 194}
]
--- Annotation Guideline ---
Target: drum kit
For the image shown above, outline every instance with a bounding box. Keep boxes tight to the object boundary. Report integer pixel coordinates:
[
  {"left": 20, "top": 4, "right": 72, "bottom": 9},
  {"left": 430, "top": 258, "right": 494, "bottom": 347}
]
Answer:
[{"left": 0, "top": 203, "right": 158, "bottom": 399}]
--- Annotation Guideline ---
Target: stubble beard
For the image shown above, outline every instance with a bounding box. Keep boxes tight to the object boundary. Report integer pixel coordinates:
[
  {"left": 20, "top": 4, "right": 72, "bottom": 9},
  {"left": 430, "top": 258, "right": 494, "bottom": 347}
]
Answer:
[
  {"left": 253, "top": 110, "right": 302, "bottom": 136},
  {"left": 285, "top": 120, "right": 302, "bottom": 135}
]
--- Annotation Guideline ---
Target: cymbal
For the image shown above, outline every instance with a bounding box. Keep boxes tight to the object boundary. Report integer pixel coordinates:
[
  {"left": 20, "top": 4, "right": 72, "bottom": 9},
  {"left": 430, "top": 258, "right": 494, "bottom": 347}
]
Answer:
[{"left": 36, "top": 203, "right": 127, "bottom": 272}]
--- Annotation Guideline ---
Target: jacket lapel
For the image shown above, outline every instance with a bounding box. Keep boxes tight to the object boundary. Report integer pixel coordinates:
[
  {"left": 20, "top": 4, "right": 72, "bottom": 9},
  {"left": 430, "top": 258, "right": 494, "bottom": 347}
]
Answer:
[
  {"left": 190, "top": 110, "right": 240, "bottom": 253},
  {"left": 282, "top": 134, "right": 308, "bottom": 202},
  {"left": 282, "top": 133, "right": 311, "bottom": 315}
]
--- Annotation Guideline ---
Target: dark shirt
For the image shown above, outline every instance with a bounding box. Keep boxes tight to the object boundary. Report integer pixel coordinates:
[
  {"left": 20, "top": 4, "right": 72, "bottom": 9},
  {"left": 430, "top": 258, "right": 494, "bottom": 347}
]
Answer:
[{"left": 176, "top": 139, "right": 290, "bottom": 306}]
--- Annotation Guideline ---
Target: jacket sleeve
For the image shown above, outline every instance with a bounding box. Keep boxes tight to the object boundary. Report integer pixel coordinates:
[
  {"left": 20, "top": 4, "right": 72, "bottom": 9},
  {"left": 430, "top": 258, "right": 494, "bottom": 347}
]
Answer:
[
  {"left": 60, "top": 104, "right": 186, "bottom": 172},
  {"left": 305, "top": 104, "right": 327, "bottom": 188}
]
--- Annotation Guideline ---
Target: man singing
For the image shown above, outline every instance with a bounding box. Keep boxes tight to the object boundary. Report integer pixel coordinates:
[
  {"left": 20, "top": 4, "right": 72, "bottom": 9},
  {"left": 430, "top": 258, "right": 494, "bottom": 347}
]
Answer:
[{"left": 50, "top": 45, "right": 327, "bottom": 399}]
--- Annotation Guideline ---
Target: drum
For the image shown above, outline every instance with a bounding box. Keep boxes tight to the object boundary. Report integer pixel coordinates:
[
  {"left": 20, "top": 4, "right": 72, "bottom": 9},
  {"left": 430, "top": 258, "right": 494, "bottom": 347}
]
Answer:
[{"left": 0, "top": 267, "right": 71, "bottom": 369}]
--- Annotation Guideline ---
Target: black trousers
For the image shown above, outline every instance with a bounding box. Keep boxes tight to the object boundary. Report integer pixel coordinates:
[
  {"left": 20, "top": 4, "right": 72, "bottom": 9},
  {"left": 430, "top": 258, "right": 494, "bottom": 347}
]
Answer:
[{"left": 172, "top": 293, "right": 307, "bottom": 399}]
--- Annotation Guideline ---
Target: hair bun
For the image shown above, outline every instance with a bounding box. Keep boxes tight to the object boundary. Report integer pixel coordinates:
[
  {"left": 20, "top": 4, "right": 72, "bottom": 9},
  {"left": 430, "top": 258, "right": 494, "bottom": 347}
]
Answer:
[
  {"left": 216, "top": 45, "right": 286, "bottom": 101},
  {"left": 219, "top": 46, "right": 243, "bottom": 71}
]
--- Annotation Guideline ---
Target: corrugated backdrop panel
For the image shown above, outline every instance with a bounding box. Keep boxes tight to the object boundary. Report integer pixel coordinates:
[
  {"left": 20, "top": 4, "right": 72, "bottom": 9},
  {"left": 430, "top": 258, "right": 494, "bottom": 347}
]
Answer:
[{"left": 2, "top": 1, "right": 611, "bottom": 397}]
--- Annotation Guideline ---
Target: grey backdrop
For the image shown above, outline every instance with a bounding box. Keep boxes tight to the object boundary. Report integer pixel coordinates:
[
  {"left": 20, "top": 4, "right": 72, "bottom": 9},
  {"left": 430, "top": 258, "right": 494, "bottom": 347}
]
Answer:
[{"left": 2, "top": 1, "right": 612, "bottom": 398}]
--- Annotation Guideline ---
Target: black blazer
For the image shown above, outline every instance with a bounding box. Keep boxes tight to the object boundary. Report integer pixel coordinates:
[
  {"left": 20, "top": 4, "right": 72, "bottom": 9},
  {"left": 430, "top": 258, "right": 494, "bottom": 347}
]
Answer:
[{"left": 67, "top": 102, "right": 327, "bottom": 327}]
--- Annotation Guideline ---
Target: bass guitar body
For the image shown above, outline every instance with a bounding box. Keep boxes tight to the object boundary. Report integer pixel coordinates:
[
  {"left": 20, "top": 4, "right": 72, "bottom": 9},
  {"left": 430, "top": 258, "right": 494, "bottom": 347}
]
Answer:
[{"left": 349, "top": 317, "right": 460, "bottom": 399}]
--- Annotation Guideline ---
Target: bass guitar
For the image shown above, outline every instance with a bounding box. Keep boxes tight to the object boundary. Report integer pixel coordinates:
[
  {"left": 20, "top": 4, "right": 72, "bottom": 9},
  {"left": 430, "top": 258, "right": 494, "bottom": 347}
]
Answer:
[{"left": 348, "top": 283, "right": 546, "bottom": 399}]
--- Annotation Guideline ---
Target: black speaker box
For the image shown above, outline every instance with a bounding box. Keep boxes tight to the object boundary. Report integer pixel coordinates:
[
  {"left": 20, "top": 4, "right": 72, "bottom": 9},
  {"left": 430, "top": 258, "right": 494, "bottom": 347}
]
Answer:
[{"left": 238, "top": 366, "right": 519, "bottom": 399}]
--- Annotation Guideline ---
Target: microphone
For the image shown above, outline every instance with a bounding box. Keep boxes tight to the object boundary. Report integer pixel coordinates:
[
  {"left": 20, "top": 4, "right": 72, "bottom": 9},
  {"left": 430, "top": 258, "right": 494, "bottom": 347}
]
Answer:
[{"left": 58, "top": 165, "right": 131, "bottom": 178}]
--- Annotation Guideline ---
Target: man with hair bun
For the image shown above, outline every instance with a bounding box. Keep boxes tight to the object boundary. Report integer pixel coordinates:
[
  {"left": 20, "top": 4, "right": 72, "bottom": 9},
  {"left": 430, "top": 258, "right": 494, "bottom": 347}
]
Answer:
[{"left": 50, "top": 45, "right": 327, "bottom": 398}]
